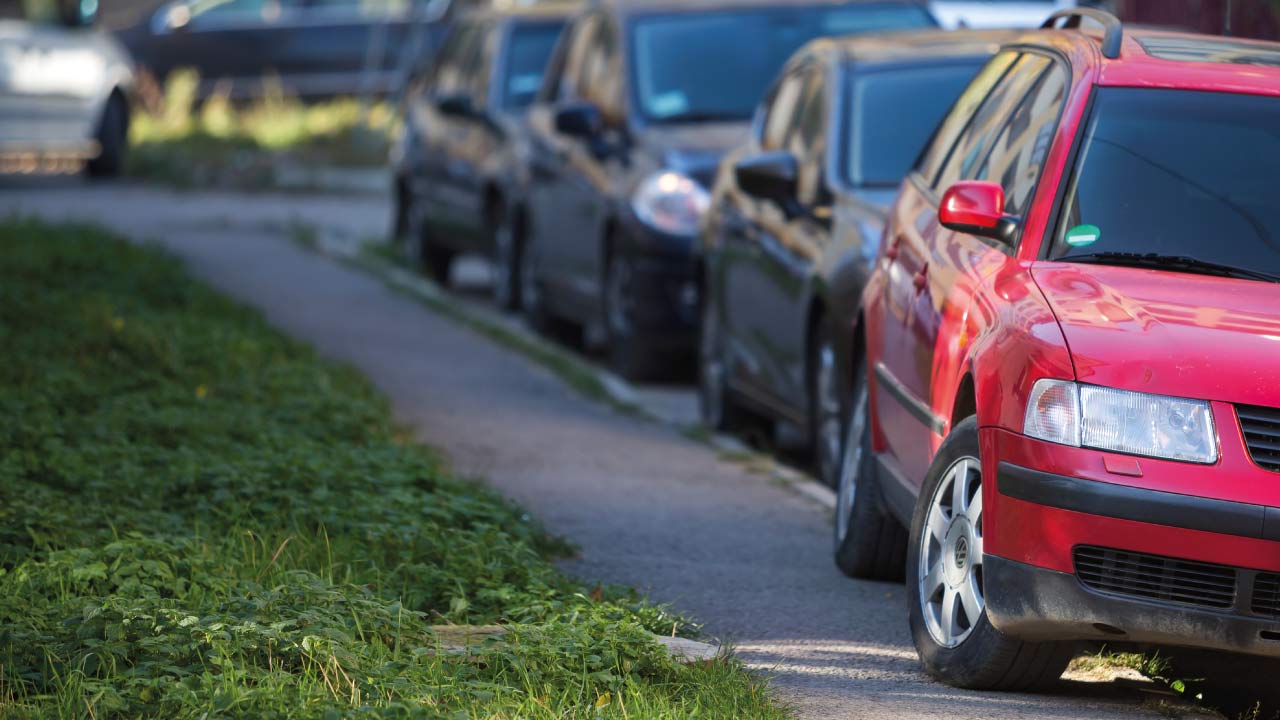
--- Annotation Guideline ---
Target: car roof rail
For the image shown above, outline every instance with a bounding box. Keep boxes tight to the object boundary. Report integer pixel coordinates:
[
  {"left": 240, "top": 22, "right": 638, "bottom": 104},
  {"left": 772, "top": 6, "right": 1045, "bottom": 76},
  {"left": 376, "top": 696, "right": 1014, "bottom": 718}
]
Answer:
[{"left": 1041, "top": 7, "right": 1123, "bottom": 59}]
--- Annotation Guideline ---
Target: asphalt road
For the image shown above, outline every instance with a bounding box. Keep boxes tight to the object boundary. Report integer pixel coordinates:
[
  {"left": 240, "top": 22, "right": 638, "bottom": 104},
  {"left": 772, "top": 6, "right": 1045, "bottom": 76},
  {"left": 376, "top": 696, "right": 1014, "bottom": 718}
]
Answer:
[{"left": 2, "top": 182, "right": 1206, "bottom": 720}]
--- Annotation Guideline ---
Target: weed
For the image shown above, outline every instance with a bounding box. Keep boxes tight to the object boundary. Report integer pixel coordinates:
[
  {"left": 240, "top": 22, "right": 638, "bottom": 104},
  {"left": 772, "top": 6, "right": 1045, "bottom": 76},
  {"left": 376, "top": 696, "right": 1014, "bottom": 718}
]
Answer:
[{"left": 0, "top": 219, "right": 790, "bottom": 719}]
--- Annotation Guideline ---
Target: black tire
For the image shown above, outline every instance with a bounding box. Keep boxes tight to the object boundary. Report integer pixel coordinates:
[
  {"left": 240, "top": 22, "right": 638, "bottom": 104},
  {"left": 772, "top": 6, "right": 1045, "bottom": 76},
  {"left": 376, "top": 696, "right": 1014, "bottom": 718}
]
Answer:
[
  {"left": 833, "top": 357, "right": 907, "bottom": 581},
  {"left": 404, "top": 207, "right": 453, "bottom": 286},
  {"left": 604, "top": 249, "right": 664, "bottom": 382},
  {"left": 521, "top": 227, "right": 553, "bottom": 334},
  {"left": 906, "top": 416, "right": 1074, "bottom": 691},
  {"left": 699, "top": 289, "right": 739, "bottom": 431},
  {"left": 492, "top": 205, "right": 522, "bottom": 312},
  {"left": 87, "top": 94, "right": 127, "bottom": 179},
  {"left": 809, "top": 315, "right": 844, "bottom": 489}
]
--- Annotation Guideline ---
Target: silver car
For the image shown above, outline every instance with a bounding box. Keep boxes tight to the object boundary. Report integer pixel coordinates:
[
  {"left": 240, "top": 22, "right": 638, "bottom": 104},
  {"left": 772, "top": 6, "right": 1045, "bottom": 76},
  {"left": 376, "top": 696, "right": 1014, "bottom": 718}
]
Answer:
[{"left": 0, "top": 0, "right": 135, "bottom": 176}]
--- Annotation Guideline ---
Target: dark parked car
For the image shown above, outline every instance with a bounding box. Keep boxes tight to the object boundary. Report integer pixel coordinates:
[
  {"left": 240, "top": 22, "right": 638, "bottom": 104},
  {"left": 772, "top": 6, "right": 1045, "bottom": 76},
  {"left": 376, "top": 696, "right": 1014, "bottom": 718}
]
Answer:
[
  {"left": 392, "top": 3, "right": 571, "bottom": 308},
  {"left": 117, "top": 0, "right": 454, "bottom": 100},
  {"left": 699, "top": 29, "right": 1011, "bottom": 488},
  {"left": 0, "top": 0, "right": 134, "bottom": 176},
  {"left": 518, "top": 0, "right": 937, "bottom": 380}
]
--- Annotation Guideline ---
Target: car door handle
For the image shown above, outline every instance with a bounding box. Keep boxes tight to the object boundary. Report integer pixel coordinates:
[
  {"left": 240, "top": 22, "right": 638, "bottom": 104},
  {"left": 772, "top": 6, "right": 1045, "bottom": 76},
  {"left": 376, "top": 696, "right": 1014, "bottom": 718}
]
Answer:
[{"left": 913, "top": 265, "right": 929, "bottom": 292}]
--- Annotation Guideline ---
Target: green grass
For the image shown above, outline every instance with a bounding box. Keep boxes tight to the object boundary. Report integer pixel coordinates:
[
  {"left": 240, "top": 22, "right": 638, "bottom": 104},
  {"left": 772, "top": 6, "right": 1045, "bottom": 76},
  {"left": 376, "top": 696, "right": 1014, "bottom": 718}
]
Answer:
[
  {"left": 0, "top": 219, "right": 790, "bottom": 719},
  {"left": 127, "top": 70, "right": 393, "bottom": 189}
]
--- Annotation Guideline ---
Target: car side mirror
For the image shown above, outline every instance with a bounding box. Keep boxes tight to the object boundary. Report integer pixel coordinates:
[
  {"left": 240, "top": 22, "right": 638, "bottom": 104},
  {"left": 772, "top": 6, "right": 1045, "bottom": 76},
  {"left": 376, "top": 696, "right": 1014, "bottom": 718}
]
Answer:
[
  {"left": 436, "top": 93, "right": 475, "bottom": 118},
  {"left": 59, "top": 0, "right": 99, "bottom": 26},
  {"left": 938, "top": 180, "right": 1018, "bottom": 244},
  {"left": 554, "top": 102, "right": 603, "bottom": 139},
  {"left": 735, "top": 152, "right": 798, "bottom": 207}
]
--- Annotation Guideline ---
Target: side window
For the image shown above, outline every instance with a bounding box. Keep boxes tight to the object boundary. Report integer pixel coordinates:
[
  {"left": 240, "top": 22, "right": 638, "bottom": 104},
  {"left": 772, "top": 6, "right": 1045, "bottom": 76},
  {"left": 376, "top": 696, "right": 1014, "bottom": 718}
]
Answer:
[
  {"left": 576, "top": 17, "right": 622, "bottom": 119},
  {"left": 464, "top": 23, "right": 498, "bottom": 108},
  {"left": 788, "top": 67, "right": 829, "bottom": 205},
  {"left": 976, "top": 62, "right": 1068, "bottom": 218},
  {"left": 933, "top": 53, "right": 1051, "bottom": 192},
  {"left": 915, "top": 51, "right": 1017, "bottom": 185},
  {"left": 760, "top": 70, "right": 805, "bottom": 152},
  {"left": 536, "top": 21, "right": 573, "bottom": 104}
]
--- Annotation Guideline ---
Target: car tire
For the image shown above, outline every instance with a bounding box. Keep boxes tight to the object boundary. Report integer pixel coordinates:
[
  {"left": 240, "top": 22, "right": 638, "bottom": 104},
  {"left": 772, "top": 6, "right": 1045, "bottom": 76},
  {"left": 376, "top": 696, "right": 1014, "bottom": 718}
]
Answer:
[
  {"left": 86, "top": 94, "right": 127, "bottom": 179},
  {"left": 604, "top": 249, "right": 663, "bottom": 382},
  {"left": 492, "top": 205, "right": 522, "bottom": 312},
  {"left": 833, "top": 357, "right": 906, "bottom": 581},
  {"left": 699, "top": 290, "right": 739, "bottom": 431},
  {"left": 810, "top": 316, "right": 844, "bottom": 489},
  {"left": 521, "top": 228, "right": 553, "bottom": 334},
  {"left": 906, "top": 416, "right": 1074, "bottom": 690},
  {"left": 405, "top": 207, "right": 453, "bottom": 286}
]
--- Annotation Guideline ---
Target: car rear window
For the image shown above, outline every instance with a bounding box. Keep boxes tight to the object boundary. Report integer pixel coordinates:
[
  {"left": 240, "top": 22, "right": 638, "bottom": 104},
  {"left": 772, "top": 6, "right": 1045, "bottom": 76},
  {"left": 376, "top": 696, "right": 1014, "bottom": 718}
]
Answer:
[
  {"left": 846, "top": 61, "right": 983, "bottom": 187},
  {"left": 1051, "top": 88, "right": 1280, "bottom": 277},
  {"left": 502, "top": 21, "right": 565, "bottom": 111},
  {"left": 630, "top": 3, "right": 935, "bottom": 124}
]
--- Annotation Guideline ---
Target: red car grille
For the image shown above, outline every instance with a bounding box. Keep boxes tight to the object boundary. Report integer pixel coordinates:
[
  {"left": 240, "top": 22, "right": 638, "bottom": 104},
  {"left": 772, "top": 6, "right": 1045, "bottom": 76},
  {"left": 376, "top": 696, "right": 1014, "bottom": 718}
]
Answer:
[
  {"left": 1254, "top": 574, "right": 1280, "bottom": 618},
  {"left": 1074, "top": 546, "right": 1237, "bottom": 610},
  {"left": 1237, "top": 404, "right": 1280, "bottom": 473}
]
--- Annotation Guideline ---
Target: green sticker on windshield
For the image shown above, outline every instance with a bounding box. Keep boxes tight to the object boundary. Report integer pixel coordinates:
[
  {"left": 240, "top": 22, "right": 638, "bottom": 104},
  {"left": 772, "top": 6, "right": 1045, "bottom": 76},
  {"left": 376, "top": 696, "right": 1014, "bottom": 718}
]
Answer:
[{"left": 1065, "top": 224, "right": 1101, "bottom": 247}]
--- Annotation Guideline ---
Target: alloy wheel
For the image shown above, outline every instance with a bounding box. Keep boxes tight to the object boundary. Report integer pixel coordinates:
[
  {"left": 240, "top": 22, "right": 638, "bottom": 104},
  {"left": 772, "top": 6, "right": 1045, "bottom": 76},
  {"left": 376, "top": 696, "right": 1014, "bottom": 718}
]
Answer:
[
  {"left": 835, "top": 380, "right": 869, "bottom": 545},
  {"left": 918, "top": 456, "right": 985, "bottom": 649},
  {"left": 815, "top": 340, "right": 842, "bottom": 487},
  {"left": 700, "top": 300, "right": 725, "bottom": 428}
]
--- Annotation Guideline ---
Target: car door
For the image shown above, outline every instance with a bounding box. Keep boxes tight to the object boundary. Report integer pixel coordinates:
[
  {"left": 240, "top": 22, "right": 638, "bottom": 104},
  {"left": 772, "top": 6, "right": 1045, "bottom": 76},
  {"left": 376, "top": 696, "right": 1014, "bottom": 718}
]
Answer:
[
  {"left": 875, "top": 50, "right": 1047, "bottom": 488},
  {"left": 720, "top": 65, "right": 806, "bottom": 397},
  {"left": 542, "top": 10, "right": 622, "bottom": 308},
  {"left": 415, "top": 20, "right": 481, "bottom": 245}
]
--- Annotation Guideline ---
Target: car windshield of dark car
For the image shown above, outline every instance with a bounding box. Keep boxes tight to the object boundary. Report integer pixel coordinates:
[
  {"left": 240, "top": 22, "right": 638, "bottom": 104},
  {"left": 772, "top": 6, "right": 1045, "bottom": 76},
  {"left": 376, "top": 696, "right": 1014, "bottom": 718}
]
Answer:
[
  {"left": 502, "top": 22, "right": 565, "bottom": 110},
  {"left": 847, "top": 61, "right": 983, "bottom": 187},
  {"left": 1051, "top": 88, "right": 1280, "bottom": 278},
  {"left": 630, "top": 4, "right": 935, "bottom": 124}
]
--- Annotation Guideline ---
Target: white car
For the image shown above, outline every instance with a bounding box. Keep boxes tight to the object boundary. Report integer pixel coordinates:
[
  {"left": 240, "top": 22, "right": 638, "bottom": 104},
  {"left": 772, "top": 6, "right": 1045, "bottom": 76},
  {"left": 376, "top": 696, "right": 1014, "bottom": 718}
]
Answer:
[
  {"left": 0, "top": 0, "right": 135, "bottom": 176},
  {"left": 929, "top": 0, "right": 1078, "bottom": 28}
]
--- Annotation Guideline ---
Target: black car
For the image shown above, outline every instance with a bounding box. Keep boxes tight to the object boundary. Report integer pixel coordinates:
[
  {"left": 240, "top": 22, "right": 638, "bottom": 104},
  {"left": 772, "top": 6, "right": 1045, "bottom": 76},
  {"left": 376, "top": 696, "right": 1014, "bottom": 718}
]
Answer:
[
  {"left": 518, "top": 0, "right": 937, "bottom": 380},
  {"left": 698, "top": 29, "right": 1011, "bottom": 487},
  {"left": 392, "top": 3, "right": 571, "bottom": 307},
  {"left": 117, "top": 0, "right": 457, "bottom": 100}
]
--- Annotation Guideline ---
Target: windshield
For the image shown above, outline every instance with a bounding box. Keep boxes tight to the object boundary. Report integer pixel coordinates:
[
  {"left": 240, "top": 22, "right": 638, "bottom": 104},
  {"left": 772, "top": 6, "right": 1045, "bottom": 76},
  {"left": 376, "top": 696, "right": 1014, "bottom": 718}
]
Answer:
[
  {"left": 630, "top": 4, "right": 935, "bottom": 123},
  {"left": 1051, "top": 88, "right": 1280, "bottom": 278},
  {"left": 847, "top": 61, "right": 983, "bottom": 187},
  {"left": 502, "top": 21, "right": 565, "bottom": 111}
]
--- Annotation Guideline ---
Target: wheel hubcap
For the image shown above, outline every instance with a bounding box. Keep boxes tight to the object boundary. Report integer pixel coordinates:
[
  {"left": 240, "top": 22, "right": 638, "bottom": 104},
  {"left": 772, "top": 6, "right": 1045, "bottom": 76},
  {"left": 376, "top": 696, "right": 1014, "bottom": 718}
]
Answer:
[
  {"left": 835, "top": 380, "right": 868, "bottom": 544},
  {"left": 816, "top": 342, "right": 842, "bottom": 484},
  {"left": 919, "top": 456, "right": 984, "bottom": 649},
  {"left": 700, "top": 304, "right": 724, "bottom": 426},
  {"left": 607, "top": 256, "right": 634, "bottom": 338}
]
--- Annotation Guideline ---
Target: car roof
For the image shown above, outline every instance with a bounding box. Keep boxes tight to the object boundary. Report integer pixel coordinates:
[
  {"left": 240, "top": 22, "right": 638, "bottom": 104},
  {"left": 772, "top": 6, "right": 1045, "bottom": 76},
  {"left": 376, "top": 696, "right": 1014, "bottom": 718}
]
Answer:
[
  {"left": 593, "top": 0, "right": 932, "bottom": 20},
  {"left": 460, "top": 0, "right": 580, "bottom": 23},
  {"left": 824, "top": 27, "right": 1019, "bottom": 67},
  {"left": 1008, "top": 21, "right": 1280, "bottom": 98}
]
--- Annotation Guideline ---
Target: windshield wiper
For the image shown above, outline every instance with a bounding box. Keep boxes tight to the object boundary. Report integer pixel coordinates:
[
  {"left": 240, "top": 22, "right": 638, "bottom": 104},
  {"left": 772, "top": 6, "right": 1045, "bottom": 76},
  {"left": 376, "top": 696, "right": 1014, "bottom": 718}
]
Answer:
[
  {"left": 650, "top": 111, "right": 745, "bottom": 124},
  {"left": 1066, "top": 252, "right": 1280, "bottom": 284}
]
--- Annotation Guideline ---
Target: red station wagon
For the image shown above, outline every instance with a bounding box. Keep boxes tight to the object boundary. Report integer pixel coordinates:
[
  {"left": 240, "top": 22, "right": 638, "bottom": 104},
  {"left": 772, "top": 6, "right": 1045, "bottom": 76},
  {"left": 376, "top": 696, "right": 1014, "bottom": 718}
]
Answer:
[{"left": 837, "top": 9, "right": 1280, "bottom": 689}]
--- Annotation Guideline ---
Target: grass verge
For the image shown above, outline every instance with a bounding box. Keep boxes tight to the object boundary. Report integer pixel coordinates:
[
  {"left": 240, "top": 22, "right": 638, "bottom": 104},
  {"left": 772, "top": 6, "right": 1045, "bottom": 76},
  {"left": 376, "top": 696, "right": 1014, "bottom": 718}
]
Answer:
[
  {"left": 127, "top": 70, "right": 392, "bottom": 190},
  {"left": 0, "top": 219, "right": 789, "bottom": 719}
]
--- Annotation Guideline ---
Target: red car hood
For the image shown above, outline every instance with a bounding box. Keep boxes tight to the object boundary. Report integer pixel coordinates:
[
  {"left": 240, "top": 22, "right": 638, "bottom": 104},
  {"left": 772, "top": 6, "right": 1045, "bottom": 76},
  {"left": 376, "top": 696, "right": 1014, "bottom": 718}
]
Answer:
[{"left": 1031, "top": 262, "right": 1280, "bottom": 407}]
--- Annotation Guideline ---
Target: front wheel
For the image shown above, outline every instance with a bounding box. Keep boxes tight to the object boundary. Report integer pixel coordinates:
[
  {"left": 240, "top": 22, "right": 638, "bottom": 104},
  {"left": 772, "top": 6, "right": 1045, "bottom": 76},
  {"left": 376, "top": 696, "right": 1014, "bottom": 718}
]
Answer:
[
  {"left": 604, "top": 251, "right": 663, "bottom": 381},
  {"left": 492, "top": 206, "right": 521, "bottom": 312},
  {"left": 810, "top": 318, "right": 844, "bottom": 489},
  {"left": 698, "top": 291, "right": 738, "bottom": 430},
  {"left": 87, "top": 94, "right": 127, "bottom": 178},
  {"left": 906, "top": 416, "right": 1073, "bottom": 690},
  {"left": 833, "top": 359, "right": 906, "bottom": 580}
]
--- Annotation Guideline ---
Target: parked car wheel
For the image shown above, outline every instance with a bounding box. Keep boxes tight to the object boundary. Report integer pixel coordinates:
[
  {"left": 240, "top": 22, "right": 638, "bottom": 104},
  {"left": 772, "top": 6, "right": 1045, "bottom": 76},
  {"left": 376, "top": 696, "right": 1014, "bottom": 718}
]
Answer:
[
  {"left": 833, "top": 359, "right": 906, "bottom": 580},
  {"left": 906, "top": 416, "right": 1073, "bottom": 690},
  {"left": 698, "top": 294, "right": 738, "bottom": 430},
  {"left": 492, "top": 206, "right": 522, "bottom": 312},
  {"left": 521, "top": 229, "right": 552, "bottom": 334},
  {"left": 86, "top": 94, "right": 127, "bottom": 178},
  {"left": 407, "top": 209, "right": 453, "bottom": 286},
  {"left": 810, "top": 318, "right": 844, "bottom": 488},
  {"left": 604, "top": 249, "right": 662, "bottom": 381}
]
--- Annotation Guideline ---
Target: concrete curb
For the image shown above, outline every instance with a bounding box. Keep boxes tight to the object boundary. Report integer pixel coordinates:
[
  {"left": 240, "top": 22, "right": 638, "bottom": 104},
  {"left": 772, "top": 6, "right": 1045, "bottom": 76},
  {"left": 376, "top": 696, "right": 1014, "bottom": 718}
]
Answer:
[{"left": 309, "top": 233, "right": 837, "bottom": 513}]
